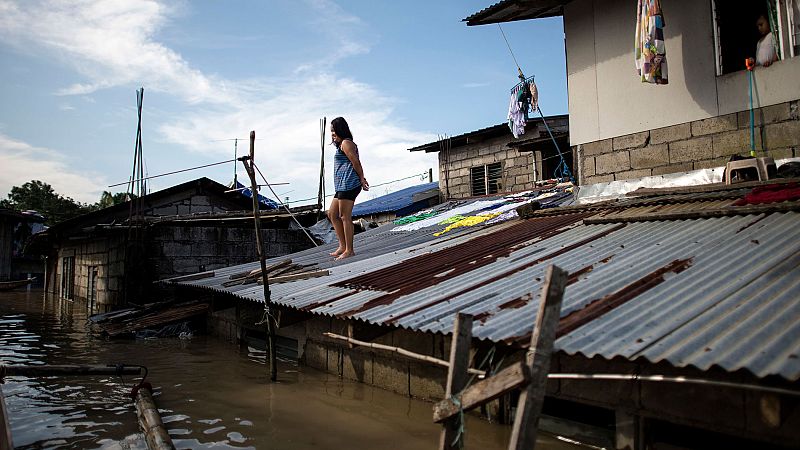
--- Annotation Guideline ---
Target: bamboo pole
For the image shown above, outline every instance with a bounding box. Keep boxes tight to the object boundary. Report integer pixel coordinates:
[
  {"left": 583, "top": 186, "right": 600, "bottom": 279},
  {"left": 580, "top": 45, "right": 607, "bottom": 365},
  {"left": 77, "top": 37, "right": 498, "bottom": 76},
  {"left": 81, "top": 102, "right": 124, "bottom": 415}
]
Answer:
[
  {"left": 134, "top": 386, "right": 175, "bottom": 450},
  {"left": 322, "top": 332, "right": 485, "bottom": 376},
  {"left": 0, "top": 364, "right": 142, "bottom": 378},
  {"left": 242, "top": 130, "right": 278, "bottom": 382}
]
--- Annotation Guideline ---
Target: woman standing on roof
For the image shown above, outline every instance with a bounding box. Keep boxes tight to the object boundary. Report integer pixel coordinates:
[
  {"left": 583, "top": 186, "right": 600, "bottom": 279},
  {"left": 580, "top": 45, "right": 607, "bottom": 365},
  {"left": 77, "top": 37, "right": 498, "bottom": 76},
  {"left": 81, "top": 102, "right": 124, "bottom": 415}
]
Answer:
[{"left": 328, "top": 116, "right": 369, "bottom": 260}]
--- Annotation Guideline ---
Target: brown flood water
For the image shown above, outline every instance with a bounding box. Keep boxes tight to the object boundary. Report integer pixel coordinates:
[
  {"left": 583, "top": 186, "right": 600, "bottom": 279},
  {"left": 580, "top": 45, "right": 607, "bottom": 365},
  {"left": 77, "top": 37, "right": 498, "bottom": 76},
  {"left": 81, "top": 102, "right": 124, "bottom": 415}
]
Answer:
[{"left": 0, "top": 289, "right": 585, "bottom": 449}]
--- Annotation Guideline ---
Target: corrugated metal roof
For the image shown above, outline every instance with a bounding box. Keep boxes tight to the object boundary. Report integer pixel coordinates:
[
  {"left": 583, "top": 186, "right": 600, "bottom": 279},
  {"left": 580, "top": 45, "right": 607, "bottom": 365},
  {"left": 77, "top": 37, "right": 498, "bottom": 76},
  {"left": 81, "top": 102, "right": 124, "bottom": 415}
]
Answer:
[
  {"left": 170, "top": 185, "right": 800, "bottom": 381},
  {"left": 352, "top": 182, "right": 439, "bottom": 217},
  {"left": 463, "top": 0, "right": 567, "bottom": 26}
]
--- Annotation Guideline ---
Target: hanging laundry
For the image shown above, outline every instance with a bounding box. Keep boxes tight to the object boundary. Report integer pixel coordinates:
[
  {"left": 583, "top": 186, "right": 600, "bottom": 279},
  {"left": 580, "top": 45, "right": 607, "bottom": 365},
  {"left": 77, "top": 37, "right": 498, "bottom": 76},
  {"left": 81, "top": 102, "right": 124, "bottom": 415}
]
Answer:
[
  {"left": 635, "top": 0, "right": 668, "bottom": 84},
  {"left": 528, "top": 80, "right": 538, "bottom": 112},
  {"left": 507, "top": 86, "right": 526, "bottom": 138}
]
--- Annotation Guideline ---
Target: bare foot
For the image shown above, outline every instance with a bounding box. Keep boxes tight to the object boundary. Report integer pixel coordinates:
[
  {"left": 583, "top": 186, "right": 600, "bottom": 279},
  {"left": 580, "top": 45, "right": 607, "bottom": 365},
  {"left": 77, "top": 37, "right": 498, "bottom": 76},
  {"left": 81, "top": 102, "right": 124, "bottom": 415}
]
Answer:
[
  {"left": 335, "top": 251, "right": 355, "bottom": 261},
  {"left": 330, "top": 248, "right": 344, "bottom": 257}
]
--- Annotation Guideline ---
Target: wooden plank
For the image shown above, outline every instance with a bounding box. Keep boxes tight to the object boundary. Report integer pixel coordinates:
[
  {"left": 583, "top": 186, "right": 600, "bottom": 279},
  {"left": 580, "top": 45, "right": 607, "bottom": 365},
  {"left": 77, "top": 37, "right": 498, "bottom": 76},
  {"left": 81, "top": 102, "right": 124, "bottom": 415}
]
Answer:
[
  {"left": 232, "top": 259, "right": 291, "bottom": 280},
  {"left": 167, "top": 271, "right": 214, "bottom": 283},
  {"left": 259, "top": 269, "right": 329, "bottom": 284},
  {"left": 433, "top": 361, "right": 530, "bottom": 423},
  {"left": 322, "top": 332, "right": 485, "bottom": 376},
  {"left": 508, "top": 265, "right": 568, "bottom": 450},
  {"left": 439, "top": 313, "right": 473, "bottom": 450}
]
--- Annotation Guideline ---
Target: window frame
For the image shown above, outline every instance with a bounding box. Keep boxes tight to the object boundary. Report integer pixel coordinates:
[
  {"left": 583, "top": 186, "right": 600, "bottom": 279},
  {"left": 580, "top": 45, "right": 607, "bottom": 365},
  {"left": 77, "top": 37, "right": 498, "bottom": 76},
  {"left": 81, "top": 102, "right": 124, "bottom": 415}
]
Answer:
[
  {"left": 470, "top": 162, "right": 503, "bottom": 197},
  {"left": 712, "top": 0, "right": 795, "bottom": 76}
]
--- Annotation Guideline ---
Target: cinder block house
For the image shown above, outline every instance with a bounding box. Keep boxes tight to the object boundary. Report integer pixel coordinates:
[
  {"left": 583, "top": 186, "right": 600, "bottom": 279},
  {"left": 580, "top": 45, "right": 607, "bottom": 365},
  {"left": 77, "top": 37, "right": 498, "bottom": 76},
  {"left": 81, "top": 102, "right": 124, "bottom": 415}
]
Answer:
[
  {"left": 465, "top": 0, "right": 800, "bottom": 185},
  {"left": 30, "top": 177, "right": 317, "bottom": 313},
  {"left": 409, "top": 116, "right": 570, "bottom": 199}
]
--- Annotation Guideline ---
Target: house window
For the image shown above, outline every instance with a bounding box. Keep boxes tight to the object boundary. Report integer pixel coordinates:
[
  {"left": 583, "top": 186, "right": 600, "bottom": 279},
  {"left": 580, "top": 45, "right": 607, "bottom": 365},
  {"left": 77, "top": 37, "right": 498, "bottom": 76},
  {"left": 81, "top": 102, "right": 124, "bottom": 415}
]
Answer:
[
  {"left": 713, "top": 0, "right": 797, "bottom": 75},
  {"left": 60, "top": 256, "right": 75, "bottom": 300},
  {"left": 470, "top": 162, "right": 503, "bottom": 196}
]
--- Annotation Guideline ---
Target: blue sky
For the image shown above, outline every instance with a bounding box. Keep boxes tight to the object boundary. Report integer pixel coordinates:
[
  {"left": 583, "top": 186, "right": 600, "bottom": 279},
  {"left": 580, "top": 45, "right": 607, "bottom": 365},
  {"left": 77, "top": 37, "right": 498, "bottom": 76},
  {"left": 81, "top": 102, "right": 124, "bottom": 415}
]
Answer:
[{"left": 0, "top": 0, "right": 566, "bottom": 206}]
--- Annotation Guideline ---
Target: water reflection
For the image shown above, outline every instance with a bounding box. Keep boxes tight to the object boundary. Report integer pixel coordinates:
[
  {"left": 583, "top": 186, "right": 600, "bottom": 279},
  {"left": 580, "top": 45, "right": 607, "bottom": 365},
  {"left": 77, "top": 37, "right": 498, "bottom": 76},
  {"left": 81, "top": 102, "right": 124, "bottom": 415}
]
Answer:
[{"left": 1, "top": 290, "right": 581, "bottom": 449}]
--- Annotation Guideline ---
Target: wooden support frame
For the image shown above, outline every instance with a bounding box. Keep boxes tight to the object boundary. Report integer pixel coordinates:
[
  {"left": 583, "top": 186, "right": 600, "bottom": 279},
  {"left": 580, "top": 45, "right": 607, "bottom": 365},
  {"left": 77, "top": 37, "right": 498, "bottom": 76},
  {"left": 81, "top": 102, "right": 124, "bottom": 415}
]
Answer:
[
  {"left": 432, "top": 264, "right": 568, "bottom": 450},
  {"left": 508, "top": 265, "right": 568, "bottom": 450},
  {"left": 439, "top": 313, "right": 473, "bottom": 450}
]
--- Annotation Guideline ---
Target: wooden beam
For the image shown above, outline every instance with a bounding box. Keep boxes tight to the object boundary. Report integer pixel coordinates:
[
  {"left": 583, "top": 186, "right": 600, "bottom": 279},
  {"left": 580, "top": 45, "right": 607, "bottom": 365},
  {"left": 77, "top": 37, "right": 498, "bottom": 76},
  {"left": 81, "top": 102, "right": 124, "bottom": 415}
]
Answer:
[
  {"left": 168, "top": 271, "right": 214, "bottom": 283},
  {"left": 439, "top": 313, "right": 473, "bottom": 450},
  {"left": 433, "top": 361, "right": 530, "bottom": 423},
  {"left": 508, "top": 265, "right": 568, "bottom": 450},
  {"left": 259, "top": 269, "right": 329, "bottom": 284},
  {"left": 322, "top": 332, "right": 486, "bottom": 376}
]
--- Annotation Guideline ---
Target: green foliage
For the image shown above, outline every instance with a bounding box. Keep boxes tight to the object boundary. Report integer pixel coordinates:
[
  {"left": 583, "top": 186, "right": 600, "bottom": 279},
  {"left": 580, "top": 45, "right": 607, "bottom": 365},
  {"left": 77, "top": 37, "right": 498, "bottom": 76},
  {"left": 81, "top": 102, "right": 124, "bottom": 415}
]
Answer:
[
  {"left": 1, "top": 180, "right": 89, "bottom": 225},
  {"left": 1, "top": 181, "right": 138, "bottom": 226},
  {"left": 97, "top": 191, "right": 134, "bottom": 209}
]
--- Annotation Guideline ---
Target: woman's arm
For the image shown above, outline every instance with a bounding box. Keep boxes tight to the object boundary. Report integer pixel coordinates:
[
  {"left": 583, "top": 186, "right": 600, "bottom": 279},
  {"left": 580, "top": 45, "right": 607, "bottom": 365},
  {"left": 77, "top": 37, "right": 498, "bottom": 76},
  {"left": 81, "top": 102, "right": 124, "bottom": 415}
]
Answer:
[{"left": 341, "top": 140, "right": 369, "bottom": 190}]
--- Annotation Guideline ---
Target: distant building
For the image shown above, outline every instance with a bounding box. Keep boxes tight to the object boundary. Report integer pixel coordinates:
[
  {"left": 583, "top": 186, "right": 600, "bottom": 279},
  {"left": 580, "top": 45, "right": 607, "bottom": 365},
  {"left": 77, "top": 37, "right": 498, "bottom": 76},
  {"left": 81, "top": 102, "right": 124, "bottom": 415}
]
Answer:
[
  {"left": 352, "top": 181, "right": 440, "bottom": 225},
  {"left": 29, "top": 177, "right": 318, "bottom": 313},
  {"left": 0, "top": 208, "right": 46, "bottom": 282},
  {"left": 409, "top": 115, "right": 571, "bottom": 199}
]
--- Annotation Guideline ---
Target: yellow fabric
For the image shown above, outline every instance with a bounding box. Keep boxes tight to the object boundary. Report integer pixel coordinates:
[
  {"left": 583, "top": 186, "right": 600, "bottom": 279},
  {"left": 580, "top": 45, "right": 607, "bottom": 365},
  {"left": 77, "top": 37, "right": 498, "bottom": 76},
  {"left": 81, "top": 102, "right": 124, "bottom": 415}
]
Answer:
[{"left": 433, "top": 213, "right": 500, "bottom": 237}]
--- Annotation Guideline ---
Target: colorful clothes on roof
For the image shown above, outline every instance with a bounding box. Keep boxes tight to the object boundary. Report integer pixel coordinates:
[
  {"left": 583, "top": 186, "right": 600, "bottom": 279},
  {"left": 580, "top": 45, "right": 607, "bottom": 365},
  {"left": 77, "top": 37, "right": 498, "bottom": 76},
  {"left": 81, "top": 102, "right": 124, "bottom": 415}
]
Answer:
[
  {"left": 635, "top": 0, "right": 668, "bottom": 84},
  {"left": 433, "top": 213, "right": 500, "bottom": 237}
]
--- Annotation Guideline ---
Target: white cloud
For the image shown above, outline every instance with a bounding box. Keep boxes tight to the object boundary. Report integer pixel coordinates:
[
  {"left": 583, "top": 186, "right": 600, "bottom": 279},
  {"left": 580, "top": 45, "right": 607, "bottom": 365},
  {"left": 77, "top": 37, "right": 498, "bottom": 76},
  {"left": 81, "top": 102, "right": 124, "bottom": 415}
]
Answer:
[
  {"left": 0, "top": 0, "right": 440, "bottom": 204},
  {"left": 0, "top": 133, "right": 107, "bottom": 203}
]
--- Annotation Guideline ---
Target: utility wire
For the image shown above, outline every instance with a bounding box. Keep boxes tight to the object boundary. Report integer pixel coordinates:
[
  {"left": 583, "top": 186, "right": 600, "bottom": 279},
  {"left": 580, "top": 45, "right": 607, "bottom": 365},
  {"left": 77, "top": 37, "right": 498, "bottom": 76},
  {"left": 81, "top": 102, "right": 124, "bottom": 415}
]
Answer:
[
  {"left": 108, "top": 159, "right": 236, "bottom": 188},
  {"left": 286, "top": 171, "right": 430, "bottom": 205},
  {"left": 498, "top": 24, "right": 522, "bottom": 74},
  {"left": 251, "top": 162, "right": 319, "bottom": 247}
]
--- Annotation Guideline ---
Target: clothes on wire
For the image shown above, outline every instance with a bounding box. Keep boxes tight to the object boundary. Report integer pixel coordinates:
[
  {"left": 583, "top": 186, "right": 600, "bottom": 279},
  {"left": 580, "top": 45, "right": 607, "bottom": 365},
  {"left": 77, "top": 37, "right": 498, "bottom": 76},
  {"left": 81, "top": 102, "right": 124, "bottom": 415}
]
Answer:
[
  {"left": 334, "top": 138, "right": 362, "bottom": 192},
  {"left": 507, "top": 80, "right": 538, "bottom": 138},
  {"left": 635, "top": 0, "right": 668, "bottom": 84}
]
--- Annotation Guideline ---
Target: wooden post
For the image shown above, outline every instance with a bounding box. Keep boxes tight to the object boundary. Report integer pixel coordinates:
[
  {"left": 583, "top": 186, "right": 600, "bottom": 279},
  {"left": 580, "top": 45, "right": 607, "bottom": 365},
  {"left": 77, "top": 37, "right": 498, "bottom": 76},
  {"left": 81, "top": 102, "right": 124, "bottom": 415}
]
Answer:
[
  {"left": 134, "top": 386, "right": 175, "bottom": 450},
  {"left": 318, "top": 117, "right": 326, "bottom": 219},
  {"left": 242, "top": 130, "right": 278, "bottom": 382},
  {"left": 0, "top": 386, "right": 12, "bottom": 450},
  {"left": 508, "top": 265, "right": 567, "bottom": 450},
  {"left": 439, "top": 313, "right": 473, "bottom": 450}
]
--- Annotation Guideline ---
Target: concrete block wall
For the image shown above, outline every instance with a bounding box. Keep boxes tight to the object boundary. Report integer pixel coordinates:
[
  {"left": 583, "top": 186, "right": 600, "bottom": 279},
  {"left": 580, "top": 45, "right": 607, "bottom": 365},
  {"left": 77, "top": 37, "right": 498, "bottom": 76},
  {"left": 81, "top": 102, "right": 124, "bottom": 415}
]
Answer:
[
  {"left": 145, "top": 194, "right": 237, "bottom": 217},
  {"left": 54, "top": 236, "right": 126, "bottom": 311},
  {"left": 438, "top": 136, "right": 534, "bottom": 199},
  {"left": 148, "top": 225, "right": 313, "bottom": 279},
  {"left": 576, "top": 100, "right": 800, "bottom": 185}
]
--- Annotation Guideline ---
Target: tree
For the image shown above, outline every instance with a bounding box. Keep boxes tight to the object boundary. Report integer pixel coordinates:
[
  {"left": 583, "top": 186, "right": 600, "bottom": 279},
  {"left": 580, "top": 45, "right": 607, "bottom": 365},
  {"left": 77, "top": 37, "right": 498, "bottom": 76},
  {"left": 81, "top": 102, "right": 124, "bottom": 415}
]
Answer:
[
  {"left": 97, "top": 191, "right": 134, "bottom": 209},
  {"left": 1, "top": 180, "right": 93, "bottom": 226}
]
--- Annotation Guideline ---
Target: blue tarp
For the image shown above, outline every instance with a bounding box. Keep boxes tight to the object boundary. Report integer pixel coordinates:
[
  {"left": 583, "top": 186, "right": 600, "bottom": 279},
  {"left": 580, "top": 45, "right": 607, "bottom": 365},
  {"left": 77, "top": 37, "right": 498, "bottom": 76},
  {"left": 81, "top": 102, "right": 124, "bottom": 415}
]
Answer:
[
  {"left": 234, "top": 181, "right": 279, "bottom": 210},
  {"left": 352, "top": 182, "right": 439, "bottom": 218}
]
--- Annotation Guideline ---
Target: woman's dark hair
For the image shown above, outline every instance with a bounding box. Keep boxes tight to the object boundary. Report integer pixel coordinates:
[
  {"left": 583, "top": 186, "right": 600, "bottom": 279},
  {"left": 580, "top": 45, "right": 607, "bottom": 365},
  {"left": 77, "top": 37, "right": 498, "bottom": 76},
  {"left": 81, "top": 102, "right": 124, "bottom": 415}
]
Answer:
[{"left": 331, "top": 116, "right": 353, "bottom": 141}]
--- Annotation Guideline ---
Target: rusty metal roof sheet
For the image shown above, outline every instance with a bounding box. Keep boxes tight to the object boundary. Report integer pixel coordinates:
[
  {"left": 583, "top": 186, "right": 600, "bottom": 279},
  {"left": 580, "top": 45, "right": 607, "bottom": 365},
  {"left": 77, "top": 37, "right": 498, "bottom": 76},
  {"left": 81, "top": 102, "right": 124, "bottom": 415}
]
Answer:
[{"left": 171, "top": 188, "right": 800, "bottom": 381}]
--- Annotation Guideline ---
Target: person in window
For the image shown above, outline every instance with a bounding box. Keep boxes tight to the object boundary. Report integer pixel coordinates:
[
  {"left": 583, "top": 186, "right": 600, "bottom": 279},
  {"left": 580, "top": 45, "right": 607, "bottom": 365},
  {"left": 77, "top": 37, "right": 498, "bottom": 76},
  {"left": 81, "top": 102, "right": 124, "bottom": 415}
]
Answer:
[
  {"left": 755, "top": 13, "right": 779, "bottom": 67},
  {"left": 328, "top": 116, "right": 369, "bottom": 260}
]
